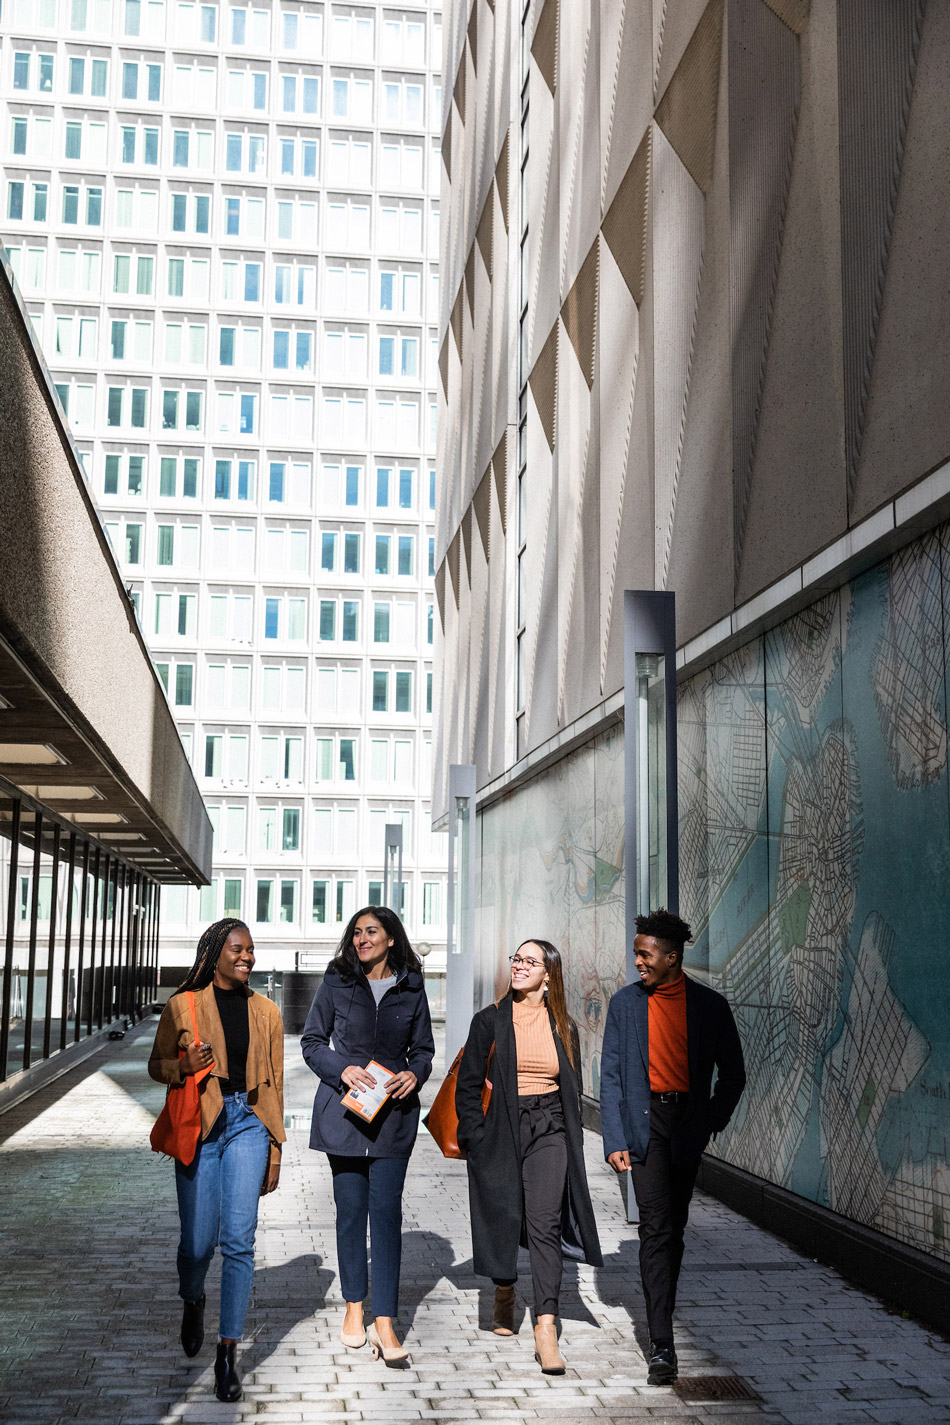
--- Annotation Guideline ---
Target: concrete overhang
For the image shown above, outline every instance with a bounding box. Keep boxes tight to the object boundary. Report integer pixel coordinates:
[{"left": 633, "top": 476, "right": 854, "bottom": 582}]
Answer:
[{"left": 0, "top": 247, "right": 211, "bottom": 884}]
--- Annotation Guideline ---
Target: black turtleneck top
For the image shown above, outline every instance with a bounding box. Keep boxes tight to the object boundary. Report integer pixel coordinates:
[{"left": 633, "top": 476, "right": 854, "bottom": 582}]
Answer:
[{"left": 213, "top": 984, "right": 249, "bottom": 1093}]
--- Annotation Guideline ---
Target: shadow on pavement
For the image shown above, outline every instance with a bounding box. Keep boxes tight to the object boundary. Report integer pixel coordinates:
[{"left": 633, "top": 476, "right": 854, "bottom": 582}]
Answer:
[
  {"left": 595, "top": 1236, "right": 652, "bottom": 1354},
  {"left": 394, "top": 1227, "right": 600, "bottom": 1336}
]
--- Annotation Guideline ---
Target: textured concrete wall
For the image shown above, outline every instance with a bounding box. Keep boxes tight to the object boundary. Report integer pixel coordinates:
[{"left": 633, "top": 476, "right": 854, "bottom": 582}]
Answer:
[
  {"left": 436, "top": 0, "right": 950, "bottom": 815},
  {"left": 0, "top": 260, "right": 211, "bottom": 878}
]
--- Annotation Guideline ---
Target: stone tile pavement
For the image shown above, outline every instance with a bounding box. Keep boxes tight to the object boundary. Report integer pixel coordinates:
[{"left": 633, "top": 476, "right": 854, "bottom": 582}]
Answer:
[{"left": 1, "top": 1021, "right": 949, "bottom": 1425}]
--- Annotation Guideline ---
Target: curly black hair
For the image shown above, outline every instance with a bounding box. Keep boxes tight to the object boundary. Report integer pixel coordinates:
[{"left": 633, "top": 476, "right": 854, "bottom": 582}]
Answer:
[
  {"left": 175, "top": 917, "right": 251, "bottom": 994},
  {"left": 635, "top": 908, "right": 692, "bottom": 953}
]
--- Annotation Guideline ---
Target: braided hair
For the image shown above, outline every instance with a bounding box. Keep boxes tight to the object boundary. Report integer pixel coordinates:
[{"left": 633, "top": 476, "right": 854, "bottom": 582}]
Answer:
[{"left": 175, "top": 917, "right": 250, "bottom": 994}]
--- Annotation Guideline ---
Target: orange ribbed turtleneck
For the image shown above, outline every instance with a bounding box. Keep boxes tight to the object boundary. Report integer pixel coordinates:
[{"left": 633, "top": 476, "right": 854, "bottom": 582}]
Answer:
[{"left": 647, "top": 975, "right": 689, "bottom": 1093}]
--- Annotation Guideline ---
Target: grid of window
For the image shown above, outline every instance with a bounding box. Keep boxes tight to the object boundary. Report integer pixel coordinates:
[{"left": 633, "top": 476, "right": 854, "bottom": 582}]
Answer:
[{"left": 0, "top": 2, "right": 447, "bottom": 966}]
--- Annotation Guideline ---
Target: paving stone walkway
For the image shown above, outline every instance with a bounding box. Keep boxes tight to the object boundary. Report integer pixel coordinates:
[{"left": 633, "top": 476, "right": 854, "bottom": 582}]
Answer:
[{"left": 1, "top": 1021, "right": 949, "bottom": 1425}]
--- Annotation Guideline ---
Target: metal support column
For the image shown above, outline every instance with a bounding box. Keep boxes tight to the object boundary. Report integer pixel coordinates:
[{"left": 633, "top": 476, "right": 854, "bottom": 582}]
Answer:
[
  {"left": 22, "top": 810, "right": 43, "bottom": 1070},
  {"left": 87, "top": 847, "right": 100, "bottom": 1038},
  {"left": 75, "top": 840, "right": 90, "bottom": 1042},
  {"left": 59, "top": 832, "right": 77, "bottom": 1053},
  {"left": 41, "top": 823, "right": 61, "bottom": 1060},
  {"left": 382, "top": 824, "right": 404, "bottom": 913},
  {"left": 0, "top": 796, "right": 21, "bottom": 1081},
  {"left": 620, "top": 591, "right": 679, "bottom": 1222},
  {"left": 444, "top": 763, "right": 477, "bottom": 1065},
  {"left": 623, "top": 591, "right": 680, "bottom": 976}
]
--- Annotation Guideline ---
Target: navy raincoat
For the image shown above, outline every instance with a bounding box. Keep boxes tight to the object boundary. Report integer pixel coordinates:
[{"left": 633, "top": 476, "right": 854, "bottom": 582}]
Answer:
[{"left": 301, "top": 964, "right": 435, "bottom": 1158}]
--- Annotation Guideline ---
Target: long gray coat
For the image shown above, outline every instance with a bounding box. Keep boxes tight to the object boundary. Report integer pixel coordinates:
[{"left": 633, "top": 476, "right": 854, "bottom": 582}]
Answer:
[{"left": 455, "top": 994, "right": 603, "bottom": 1281}]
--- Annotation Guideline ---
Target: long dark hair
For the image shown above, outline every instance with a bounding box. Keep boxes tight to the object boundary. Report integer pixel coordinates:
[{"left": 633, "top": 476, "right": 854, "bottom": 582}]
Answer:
[
  {"left": 329, "top": 905, "right": 422, "bottom": 981},
  {"left": 509, "top": 938, "right": 577, "bottom": 1070},
  {"left": 175, "top": 917, "right": 250, "bottom": 994}
]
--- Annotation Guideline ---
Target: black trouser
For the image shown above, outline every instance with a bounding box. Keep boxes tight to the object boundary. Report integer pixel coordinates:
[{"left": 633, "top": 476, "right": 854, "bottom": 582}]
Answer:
[
  {"left": 493, "top": 1092, "right": 567, "bottom": 1316},
  {"left": 630, "top": 1099, "right": 700, "bottom": 1345}
]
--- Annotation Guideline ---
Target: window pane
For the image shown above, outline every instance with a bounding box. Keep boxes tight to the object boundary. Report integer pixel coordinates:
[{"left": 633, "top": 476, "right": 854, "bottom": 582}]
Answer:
[
  {"left": 372, "top": 670, "right": 388, "bottom": 711},
  {"left": 282, "top": 807, "right": 300, "bottom": 850},
  {"left": 312, "top": 880, "right": 327, "bottom": 922}
]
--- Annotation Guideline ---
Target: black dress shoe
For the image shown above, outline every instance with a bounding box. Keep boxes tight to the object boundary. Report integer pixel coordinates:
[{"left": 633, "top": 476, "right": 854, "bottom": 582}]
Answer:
[
  {"left": 180, "top": 1296, "right": 205, "bottom": 1358},
  {"left": 647, "top": 1341, "right": 677, "bottom": 1385},
  {"left": 214, "top": 1341, "right": 242, "bottom": 1402}
]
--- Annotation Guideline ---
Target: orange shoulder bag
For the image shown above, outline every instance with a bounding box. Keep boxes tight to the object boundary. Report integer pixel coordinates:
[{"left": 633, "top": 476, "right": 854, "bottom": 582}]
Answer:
[{"left": 150, "top": 992, "right": 213, "bottom": 1165}]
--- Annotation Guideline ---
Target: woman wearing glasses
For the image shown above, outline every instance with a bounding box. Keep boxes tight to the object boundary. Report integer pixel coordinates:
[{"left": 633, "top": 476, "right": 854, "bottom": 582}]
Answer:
[{"left": 455, "top": 940, "right": 602, "bottom": 1373}]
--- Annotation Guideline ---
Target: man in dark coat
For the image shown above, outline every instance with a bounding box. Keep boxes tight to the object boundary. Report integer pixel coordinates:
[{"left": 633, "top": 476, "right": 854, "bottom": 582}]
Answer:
[{"left": 601, "top": 909, "right": 745, "bottom": 1385}]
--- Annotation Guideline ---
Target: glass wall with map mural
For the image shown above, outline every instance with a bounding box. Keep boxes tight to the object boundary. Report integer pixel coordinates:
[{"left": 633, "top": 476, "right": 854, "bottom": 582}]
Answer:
[
  {"left": 475, "top": 525, "right": 950, "bottom": 1263},
  {"left": 474, "top": 725, "right": 626, "bottom": 1100},
  {"left": 679, "top": 526, "right": 950, "bottom": 1264}
]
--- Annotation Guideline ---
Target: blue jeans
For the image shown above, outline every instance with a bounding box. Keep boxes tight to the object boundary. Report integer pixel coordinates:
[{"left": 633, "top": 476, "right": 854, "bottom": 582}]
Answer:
[
  {"left": 175, "top": 1092, "right": 271, "bottom": 1340},
  {"left": 328, "top": 1155, "right": 410, "bottom": 1318}
]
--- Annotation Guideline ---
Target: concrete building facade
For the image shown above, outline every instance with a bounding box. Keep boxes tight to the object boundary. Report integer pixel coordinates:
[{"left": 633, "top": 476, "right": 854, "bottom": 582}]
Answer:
[
  {"left": 0, "top": 0, "right": 449, "bottom": 994},
  {"left": 0, "top": 249, "right": 210, "bottom": 1103},
  {"left": 436, "top": 0, "right": 950, "bottom": 1303}
]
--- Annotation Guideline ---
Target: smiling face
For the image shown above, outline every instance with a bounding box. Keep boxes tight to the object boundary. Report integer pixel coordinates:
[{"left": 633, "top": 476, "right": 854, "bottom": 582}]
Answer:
[
  {"left": 353, "top": 913, "right": 395, "bottom": 977},
  {"left": 214, "top": 926, "right": 255, "bottom": 990},
  {"left": 632, "top": 934, "right": 682, "bottom": 991},
  {"left": 510, "top": 941, "right": 548, "bottom": 997}
]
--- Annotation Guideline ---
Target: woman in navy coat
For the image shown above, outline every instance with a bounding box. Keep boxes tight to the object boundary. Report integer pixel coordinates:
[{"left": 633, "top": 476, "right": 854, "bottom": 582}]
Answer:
[{"left": 301, "top": 906, "right": 434, "bottom": 1363}]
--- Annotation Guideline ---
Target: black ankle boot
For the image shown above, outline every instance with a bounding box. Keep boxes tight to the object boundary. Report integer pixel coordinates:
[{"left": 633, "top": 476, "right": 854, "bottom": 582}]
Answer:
[
  {"left": 214, "top": 1340, "right": 242, "bottom": 1402},
  {"left": 180, "top": 1295, "right": 205, "bottom": 1358}
]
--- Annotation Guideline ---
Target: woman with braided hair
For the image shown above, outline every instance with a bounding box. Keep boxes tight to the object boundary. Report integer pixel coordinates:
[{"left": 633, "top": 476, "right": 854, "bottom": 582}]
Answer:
[{"left": 149, "top": 918, "right": 285, "bottom": 1401}]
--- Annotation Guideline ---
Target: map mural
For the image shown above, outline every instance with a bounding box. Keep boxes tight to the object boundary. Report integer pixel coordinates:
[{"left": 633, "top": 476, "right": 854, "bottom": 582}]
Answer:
[
  {"left": 477, "top": 525, "right": 950, "bottom": 1263},
  {"left": 680, "top": 527, "right": 950, "bottom": 1263},
  {"left": 475, "top": 726, "right": 626, "bottom": 1100}
]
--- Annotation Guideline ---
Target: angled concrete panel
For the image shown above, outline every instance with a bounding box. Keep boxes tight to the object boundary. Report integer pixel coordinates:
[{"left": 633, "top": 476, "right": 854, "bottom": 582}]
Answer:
[
  {"left": 652, "top": 125, "right": 706, "bottom": 589},
  {"left": 600, "top": 0, "right": 654, "bottom": 215},
  {"left": 655, "top": 0, "right": 724, "bottom": 195},
  {"left": 729, "top": 0, "right": 801, "bottom": 579},
  {"left": 839, "top": 0, "right": 926, "bottom": 510},
  {"left": 855, "top": 0, "right": 950, "bottom": 520},
  {"left": 602, "top": 126, "right": 651, "bottom": 306}
]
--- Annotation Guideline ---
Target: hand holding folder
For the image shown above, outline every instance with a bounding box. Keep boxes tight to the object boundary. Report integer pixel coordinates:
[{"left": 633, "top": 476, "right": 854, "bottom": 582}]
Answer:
[
  {"left": 340, "top": 1061, "right": 396, "bottom": 1121},
  {"left": 340, "top": 1061, "right": 420, "bottom": 1118}
]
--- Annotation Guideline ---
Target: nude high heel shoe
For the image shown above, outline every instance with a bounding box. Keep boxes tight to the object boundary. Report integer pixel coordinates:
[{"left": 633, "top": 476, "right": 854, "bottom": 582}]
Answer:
[
  {"left": 340, "top": 1312, "right": 366, "bottom": 1349},
  {"left": 534, "top": 1321, "right": 565, "bottom": 1374},
  {"left": 366, "top": 1322, "right": 410, "bottom": 1366}
]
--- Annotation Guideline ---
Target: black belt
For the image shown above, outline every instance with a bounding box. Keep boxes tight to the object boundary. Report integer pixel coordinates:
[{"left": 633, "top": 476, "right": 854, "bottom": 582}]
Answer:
[{"left": 651, "top": 1090, "right": 689, "bottom": 1103}]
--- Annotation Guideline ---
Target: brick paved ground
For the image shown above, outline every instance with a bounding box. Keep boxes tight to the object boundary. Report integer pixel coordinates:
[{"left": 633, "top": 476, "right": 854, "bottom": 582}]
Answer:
[{"left": 1, "top": 1020, "right": 949, "bottom": 1425}]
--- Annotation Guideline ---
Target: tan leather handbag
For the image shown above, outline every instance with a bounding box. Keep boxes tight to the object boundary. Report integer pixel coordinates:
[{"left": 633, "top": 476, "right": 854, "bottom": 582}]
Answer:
[{"left": 423, "top": 1042, "right": 494, "bottom": 1159}]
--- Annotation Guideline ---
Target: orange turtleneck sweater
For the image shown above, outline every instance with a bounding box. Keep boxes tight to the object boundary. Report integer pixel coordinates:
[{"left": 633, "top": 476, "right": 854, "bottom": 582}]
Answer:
[
  {"left": 648, "top": 975, "right": 689, "bottom": 1093},
  {"left": 512, "top": 999, "right": 559, "bottom": 1095}
]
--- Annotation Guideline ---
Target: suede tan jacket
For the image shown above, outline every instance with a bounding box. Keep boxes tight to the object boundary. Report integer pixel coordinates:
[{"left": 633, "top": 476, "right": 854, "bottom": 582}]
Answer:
[{"left": 148, "top": 984, "right": 286, "bottom": 1167}]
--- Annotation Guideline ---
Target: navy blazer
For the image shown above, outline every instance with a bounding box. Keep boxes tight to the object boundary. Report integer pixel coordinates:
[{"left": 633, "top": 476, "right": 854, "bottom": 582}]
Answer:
[
  {"left": 301, "top": 964, "right": 435, "bottom": 1158},
  {"left": 600, "top": 973, "right": 746, "bottom": 1163}
]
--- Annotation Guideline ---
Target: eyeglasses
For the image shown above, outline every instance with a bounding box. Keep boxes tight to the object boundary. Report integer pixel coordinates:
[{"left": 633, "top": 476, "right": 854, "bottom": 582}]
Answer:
[{"left": 509, "top": 954, "right": 543, "bottom": 969}]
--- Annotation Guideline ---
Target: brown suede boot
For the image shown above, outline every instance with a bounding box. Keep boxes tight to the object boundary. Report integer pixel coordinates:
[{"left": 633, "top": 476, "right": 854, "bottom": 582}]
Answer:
[
  {"left": 533, "top": 1321, "right": 565, "bottom": 1374},
  {"left": 492, "top": 1285, "right": 516, "bottom": 1335}
]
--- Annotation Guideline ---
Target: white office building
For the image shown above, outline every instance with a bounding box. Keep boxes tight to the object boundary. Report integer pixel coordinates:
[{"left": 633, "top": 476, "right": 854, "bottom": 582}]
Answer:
[{"left": 0, "top": 0, "right": 447, "bottom": 998}]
